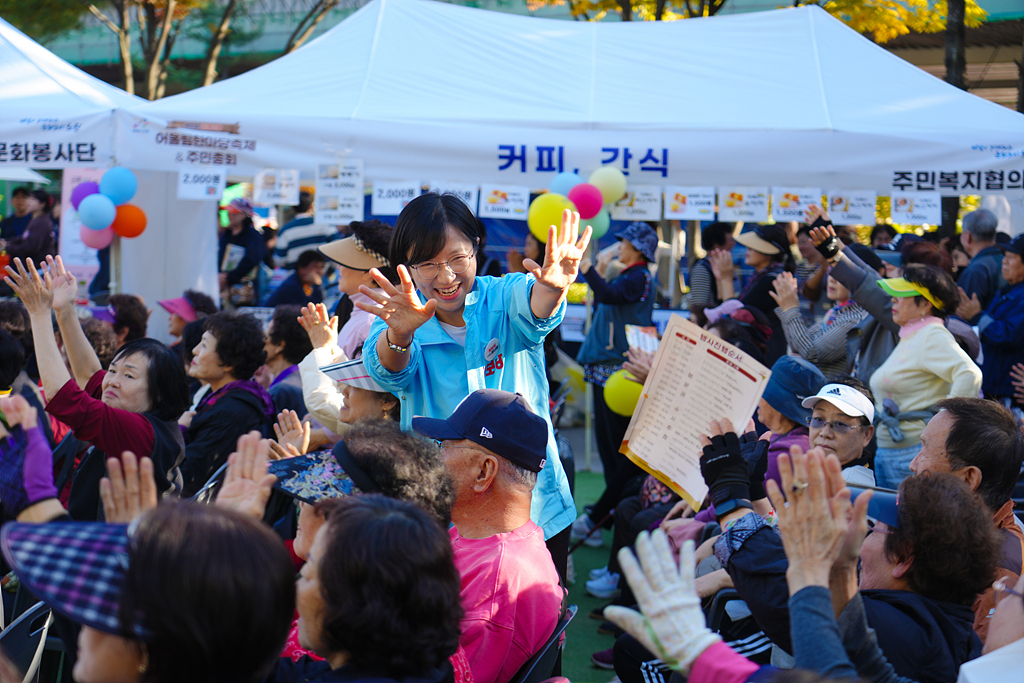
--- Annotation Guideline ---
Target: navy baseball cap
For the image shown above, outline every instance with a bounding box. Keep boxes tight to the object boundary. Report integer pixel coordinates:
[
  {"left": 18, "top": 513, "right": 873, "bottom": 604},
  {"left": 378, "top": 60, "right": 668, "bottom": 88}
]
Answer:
[
  {"left": 999, "top": 233, "right": 1024, "bottom": 256},
  {"left": 848, "top": 483, "right": 900, "bottom": 529},
  {"left": 413, "top": 390, "right": 548, "bottom": 472}
]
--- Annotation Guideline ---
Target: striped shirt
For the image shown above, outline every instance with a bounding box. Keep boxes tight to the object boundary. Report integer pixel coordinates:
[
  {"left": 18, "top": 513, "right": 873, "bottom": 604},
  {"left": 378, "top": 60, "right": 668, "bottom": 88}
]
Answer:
[
  {"left": 274, "top": 216, "right": 339, "bottom": 268},
  {"left": 777, "top": 300, "right": 868, "bottom": 379}
]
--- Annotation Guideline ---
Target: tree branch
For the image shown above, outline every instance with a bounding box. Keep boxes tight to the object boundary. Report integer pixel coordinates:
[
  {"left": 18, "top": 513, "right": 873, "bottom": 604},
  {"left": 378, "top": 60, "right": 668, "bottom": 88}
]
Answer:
[
  {"left": 88, "top": 4, "right": 120, "bottom": 34},
  {"left": 284, "top": 0, "right": 339, "bottom": 54}
]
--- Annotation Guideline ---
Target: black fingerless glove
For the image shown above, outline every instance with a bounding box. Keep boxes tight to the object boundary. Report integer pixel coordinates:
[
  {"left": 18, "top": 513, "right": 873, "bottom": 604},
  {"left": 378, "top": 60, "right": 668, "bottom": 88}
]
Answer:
[
  {"left": 810, "top": 216, "right": 841, "bottom": 260},
  {"left": 739, "top": 431, "right": 770, "bottom": 501},
  {"left": 700, "top": 432, "right": 750, "bottom": 507}
]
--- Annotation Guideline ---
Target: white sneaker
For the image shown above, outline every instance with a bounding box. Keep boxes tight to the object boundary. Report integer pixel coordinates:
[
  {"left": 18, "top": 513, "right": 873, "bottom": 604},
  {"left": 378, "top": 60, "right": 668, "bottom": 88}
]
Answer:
[
  {"left": 570, "top": 513, "right": 604, "bottom": 548},
  {"left": 585, "top": 571, "right": 621, "bottom": 599},
  {"left": 589, "top": 565, "right": 610, "bottom": 581}
]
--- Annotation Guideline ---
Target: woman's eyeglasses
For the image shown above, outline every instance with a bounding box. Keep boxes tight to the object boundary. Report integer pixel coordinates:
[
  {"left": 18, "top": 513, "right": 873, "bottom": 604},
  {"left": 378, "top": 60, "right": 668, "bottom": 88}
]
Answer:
[
  {"left": 994, "top": 575, "right": 1024, "bottom": 604},
  {"left": 866, "top": 519, "right": 893, "bottom": 535},
  {"left": 807, "top": 416, "right": 868, "bottom": 435},
  {"left": 407, "top": 252, "right": 475, "bottom": 280}
]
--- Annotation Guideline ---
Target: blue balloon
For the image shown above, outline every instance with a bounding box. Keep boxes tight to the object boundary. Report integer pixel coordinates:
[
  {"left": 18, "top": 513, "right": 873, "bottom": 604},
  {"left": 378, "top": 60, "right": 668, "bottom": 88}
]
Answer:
[
  {"left": 99, "top": 166, "right": 137, "bottom": 205},
  {"left": 550, "top": 172, "right": 583, "bottom": 197},
  {"left": 78, "top": 193, "right": 117, "bottom": 231}
]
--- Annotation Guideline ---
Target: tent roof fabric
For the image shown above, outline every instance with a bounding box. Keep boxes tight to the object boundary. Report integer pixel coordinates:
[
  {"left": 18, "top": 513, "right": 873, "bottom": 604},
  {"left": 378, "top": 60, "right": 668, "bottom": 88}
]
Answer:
[
  {"left": 136, "top": 0, "right": 1024, "bottom": 136},
  {"left": 0, "top": 17, "right": 143, "bottom": 115}
]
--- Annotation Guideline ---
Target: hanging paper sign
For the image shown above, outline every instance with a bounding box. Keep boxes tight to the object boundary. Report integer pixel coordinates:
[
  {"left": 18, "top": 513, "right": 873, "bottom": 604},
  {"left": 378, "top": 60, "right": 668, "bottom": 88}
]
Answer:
[
  {"left": 253, "top": 168, "right": 299, "bottom": 205},
  {"left": 890, "top": 192, "right": 941, "bottom": 225},
  {"left": 611, "top": 185, "right": 663, "bottom": 221},
  {"left": 718, "top": 187, "right": 769, "bottom": 222},
  {"left": 177, "top": 166, "right": 227, "bottom": 201},
  {"left": 828, "top": 190, "right": 877, "bottom": 225},
  {"left": 771, "top": 187, "right": 821, "bottom": 222},
  {"left": 664, "top": 186, "right": 716, "bottom": 220},
  {"left": 429, "top": 181, "right": 480, "bottom": 215},
  {"left": 478, "top": 184, "right": 530, "bottom": 219},
  {"left": 316, "top": 160, "right": 364, "bottom": 224},
  {"left": 372, "top": 181, "right": 420, "bottom": 215}
]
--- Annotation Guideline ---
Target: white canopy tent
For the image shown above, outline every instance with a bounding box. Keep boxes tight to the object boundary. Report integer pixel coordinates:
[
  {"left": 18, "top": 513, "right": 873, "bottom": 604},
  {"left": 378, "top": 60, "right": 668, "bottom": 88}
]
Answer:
[
  {"left": 119, "top": 0, "right": 1024, "bottom": 200},
  {"left": 0, "top": 18, "right": 219, "bottom": 339}
]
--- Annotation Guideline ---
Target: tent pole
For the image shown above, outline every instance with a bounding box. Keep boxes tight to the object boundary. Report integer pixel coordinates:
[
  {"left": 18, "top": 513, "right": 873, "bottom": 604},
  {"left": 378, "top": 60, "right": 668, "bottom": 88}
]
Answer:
[
  {"left": 669, "top": 219, "right": 682, "bottom": 308},
  {"left": 110, "top": 236, "right": 122, "bottom": 294},
  {"left": 583, "top": 240, "right": 595, "bottom": 472}
]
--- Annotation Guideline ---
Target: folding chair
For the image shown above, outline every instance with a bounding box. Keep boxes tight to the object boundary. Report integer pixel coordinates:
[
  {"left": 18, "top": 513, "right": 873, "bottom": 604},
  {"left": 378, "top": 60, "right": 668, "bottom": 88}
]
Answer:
[
  {"left": 190, "top": 462, "right": 229, "bottom": 504},
  {"left": 508, "top": 605, "right": 577, "bottom": 683},
  {"left": 0, "top": 601, "right": 52, "bottom": 683}
]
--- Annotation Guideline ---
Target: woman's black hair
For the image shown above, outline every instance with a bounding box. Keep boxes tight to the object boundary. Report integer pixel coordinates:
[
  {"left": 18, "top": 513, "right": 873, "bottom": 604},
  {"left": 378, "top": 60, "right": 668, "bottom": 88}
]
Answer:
[
  {"left": 0, "top": 329, "right": 25, "bottom": 392},
  {"left": 269, "top": 305, "right": 313, "bottom": 365},
  {"left": 350, "top": 219, "right": 398, "bottom": 283},
  {"left": 390, "top": 193, "right": 481, "bottom": 268},
  {"left": 315, "top": 494, "right": 463, "bottom": 676},
  {"left": 900, "top": 263, "right": 960, "bottom": 318},
  {"left": 0, "top": 302, "right": 32, "bottom": 357},
  {"left": 202, "top": 311, "right": 267, "bottom": 381},
  {"left": 119, "top": 502, "right": 296, "bottom": 683},
  {"left": 701, "top": 222, "right": 734, "bottom": 251},
  {"left": 180, "top": 318, "right": 206, "bottom": 366},
  {"left": 757, "top": 224, "right": 796, "bottom": 272},
  {"left": 108, "top": 293, "right": 149, "bottom": 342},
  {"left": 111, "top": 339, "right": 190, "bottom": 421},
  {"left": 184, "top": 290, "right": 218, "bottom": 317},
  {"left": 29, "top": 190, "right": 52, "bottom": 212},
  {"left": 343, "top": 420, "right": 452, "bottom": 524}
]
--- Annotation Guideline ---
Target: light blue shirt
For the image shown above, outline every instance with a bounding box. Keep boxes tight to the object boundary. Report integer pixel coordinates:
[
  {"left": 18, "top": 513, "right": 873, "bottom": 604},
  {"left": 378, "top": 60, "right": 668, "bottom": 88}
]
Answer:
[{"left": 363, "top": 273, "right": 575, "bottom": 540}]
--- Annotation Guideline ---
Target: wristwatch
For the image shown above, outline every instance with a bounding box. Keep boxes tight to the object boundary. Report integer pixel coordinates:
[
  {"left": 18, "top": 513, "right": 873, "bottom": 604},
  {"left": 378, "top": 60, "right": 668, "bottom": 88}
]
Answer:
[
  {"left": 385, "top": 329, "right": 409, "bottom": 353},
  {"left": 714, "top": 498, "right": 753, "bottom": 521}
]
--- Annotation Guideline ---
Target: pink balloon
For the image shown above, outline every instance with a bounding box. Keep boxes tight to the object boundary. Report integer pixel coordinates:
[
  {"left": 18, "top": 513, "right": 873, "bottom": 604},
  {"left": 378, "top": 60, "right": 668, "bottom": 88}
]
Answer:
[
  {"left": 567, "top": 183, "right": 604, "bottom": 220},
  {"left": 80, "top": 224, "right": 114, "bottom": 250}
]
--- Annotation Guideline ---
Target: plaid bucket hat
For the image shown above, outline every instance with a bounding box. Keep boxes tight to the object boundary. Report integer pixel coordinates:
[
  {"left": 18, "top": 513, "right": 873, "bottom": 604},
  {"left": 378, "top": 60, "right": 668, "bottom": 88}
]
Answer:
[{"left": 0, "top": 521, "right": 151, "bottom": 638}]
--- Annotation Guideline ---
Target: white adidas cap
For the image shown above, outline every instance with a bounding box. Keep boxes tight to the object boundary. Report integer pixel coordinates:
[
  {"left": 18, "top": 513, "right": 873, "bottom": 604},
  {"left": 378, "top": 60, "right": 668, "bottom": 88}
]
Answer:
[{"left": 801, "top": 383, "right": 875, "bottom": 423}]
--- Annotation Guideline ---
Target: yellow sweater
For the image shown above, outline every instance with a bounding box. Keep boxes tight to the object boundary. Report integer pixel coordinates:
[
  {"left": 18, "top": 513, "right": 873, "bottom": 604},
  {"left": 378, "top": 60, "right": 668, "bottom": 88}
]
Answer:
[{"left": 869, "top": 321, "right": 982, "bottom": 449}]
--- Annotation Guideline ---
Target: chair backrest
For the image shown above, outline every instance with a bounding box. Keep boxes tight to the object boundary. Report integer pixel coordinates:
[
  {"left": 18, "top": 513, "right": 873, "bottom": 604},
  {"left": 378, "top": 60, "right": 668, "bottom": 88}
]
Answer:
[
  {"left": 508, "top": 604, "right": 577, "bottom": 683},
  {"left": 0, "top": 601, "right": 52, "bottom": 683},
  {"left": 190, "top": 462, "right": 229, "bottom": 504}
]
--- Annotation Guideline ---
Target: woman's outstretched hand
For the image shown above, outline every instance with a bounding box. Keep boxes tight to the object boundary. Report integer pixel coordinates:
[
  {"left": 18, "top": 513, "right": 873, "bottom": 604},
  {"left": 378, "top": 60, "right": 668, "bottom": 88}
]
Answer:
[
  {"left": 298, "top": 303, "right": 339, "bottom": 351},
  {"left": 524, "top": 209, "right": 592, "bottom": 293},
  {"left": 44, "top": 256, "right": 77, "bottom": 311},
  {"left": 3, "top": 258, "right": 54, "bottom": 317},
  {"left": 356, "top": 265, "right": 437, "bottom": 341}
]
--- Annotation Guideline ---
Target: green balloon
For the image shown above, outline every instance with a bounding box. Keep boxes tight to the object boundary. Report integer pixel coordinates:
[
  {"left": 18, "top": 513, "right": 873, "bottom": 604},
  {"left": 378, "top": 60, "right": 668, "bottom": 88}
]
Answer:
[{"left": 579, "top": 208, "right": 610, "bottom": 239}]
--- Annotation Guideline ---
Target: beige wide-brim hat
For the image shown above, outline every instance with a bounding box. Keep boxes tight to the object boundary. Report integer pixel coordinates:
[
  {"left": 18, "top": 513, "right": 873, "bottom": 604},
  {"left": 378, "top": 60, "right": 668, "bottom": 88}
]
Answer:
[
  {"left": 319, "top": 236, "right": 389, "bottom": 271},
  {"left": 734, "top": 229, "right": 782, "bottom": 255}
]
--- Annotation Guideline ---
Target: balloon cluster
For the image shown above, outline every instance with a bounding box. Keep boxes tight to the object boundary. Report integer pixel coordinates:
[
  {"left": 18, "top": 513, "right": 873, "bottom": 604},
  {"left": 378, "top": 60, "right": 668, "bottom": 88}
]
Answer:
[
  {"left": 71, "top": 167, "right": 147, "bottom": 250},
  {"left": 526, "top": 166, "right": 627, "bottom": 243}
]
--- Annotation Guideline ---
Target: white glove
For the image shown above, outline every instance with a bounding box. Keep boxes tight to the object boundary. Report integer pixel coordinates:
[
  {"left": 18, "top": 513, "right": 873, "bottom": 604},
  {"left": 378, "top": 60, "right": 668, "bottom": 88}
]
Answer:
[{"left": 604, "top": 531, "right": 722, "bottom": 674}]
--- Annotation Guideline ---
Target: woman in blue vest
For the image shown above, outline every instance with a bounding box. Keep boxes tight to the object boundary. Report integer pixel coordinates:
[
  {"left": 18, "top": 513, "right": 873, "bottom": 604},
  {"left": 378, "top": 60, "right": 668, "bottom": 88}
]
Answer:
[
  {"left": 357, "top": 192, "right": 590, "bottom": 579},
  {"left": 572, "top": 222, "right": 658, "bottom": 550}
]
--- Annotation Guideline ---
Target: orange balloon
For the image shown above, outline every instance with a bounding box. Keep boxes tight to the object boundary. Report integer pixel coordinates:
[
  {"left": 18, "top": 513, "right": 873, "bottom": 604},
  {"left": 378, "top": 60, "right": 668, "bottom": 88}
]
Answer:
[{"left": 111, "top": 204, "right": 147, "bottom": 238}]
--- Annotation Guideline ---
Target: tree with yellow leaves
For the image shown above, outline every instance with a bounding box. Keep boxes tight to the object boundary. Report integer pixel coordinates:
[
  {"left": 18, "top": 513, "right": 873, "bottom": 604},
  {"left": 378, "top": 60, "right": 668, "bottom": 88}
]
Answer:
[{"left": 803, "top": 0, "right": 986, "bottom": 44}]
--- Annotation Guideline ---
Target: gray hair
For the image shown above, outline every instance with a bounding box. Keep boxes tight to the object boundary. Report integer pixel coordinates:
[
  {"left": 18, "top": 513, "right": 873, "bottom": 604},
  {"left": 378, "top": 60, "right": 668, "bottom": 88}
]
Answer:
[
  {"left": 498, "top": 456, "right": 538, "bottom": 492},
  {"left": 962, "top": 209, "right": 998, "bottom": 241}
]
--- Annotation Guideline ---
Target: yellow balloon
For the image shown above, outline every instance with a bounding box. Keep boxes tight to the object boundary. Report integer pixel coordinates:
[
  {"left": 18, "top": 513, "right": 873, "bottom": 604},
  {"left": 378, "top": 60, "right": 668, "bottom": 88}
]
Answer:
[
  {"left": 527, "top": 193, "right": 576, "bottom": 243},
  {"left": 603, "top": 369, "right": 644, "bottom": 416},
  {"left": 589, "top": 166, "right": 628, "bottom": 204}
]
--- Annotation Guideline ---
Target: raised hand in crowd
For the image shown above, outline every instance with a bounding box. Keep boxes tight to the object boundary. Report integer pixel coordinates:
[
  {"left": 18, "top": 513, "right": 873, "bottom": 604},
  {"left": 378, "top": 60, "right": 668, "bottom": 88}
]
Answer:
[
  {"left": 0, "top": 395, "right": 62, "bottom": 522},
  {"left": 956, "top": 286, "right": 983, "bottom": 321},
  {"left": 623, "top": 348, "right": 655, "bottom": 386},
  {"left": 299, "top": 302, "right": 339, "bottom": 350},
  {"left": 1011, "top": 363, "right": 1024, "bottom": 403},
  {"left": 707, "top": 248, "right": 734, "bottom": 282},
  {"left": 4, "top": 257, "right": 53, "bottom": 316},
  {"left": 804, "top": 203, "right": 833, "bottom": 228},
  {"left": 357, "top": 264, "right": 438, "bottom": 339},
  {"left": 604, "top": 534, "right": 722, "bottom": 674},
  {"left": 523, "top": 209, "right": 593, "bottom": 296},
  {"left": 769, "top": 270, "right": 801, "bottom": 311},
  {"left": 99, "top": 451, "right": 158, "bottom": 524},
  {"left": 216, "top": 431, "right": 276, "bottom": 520},
  {"left": 698, "top": 418, "right": 771, "bottom": 514},
  {"left": 273, "top": 408, "right": 310, "bottom": 456}
]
